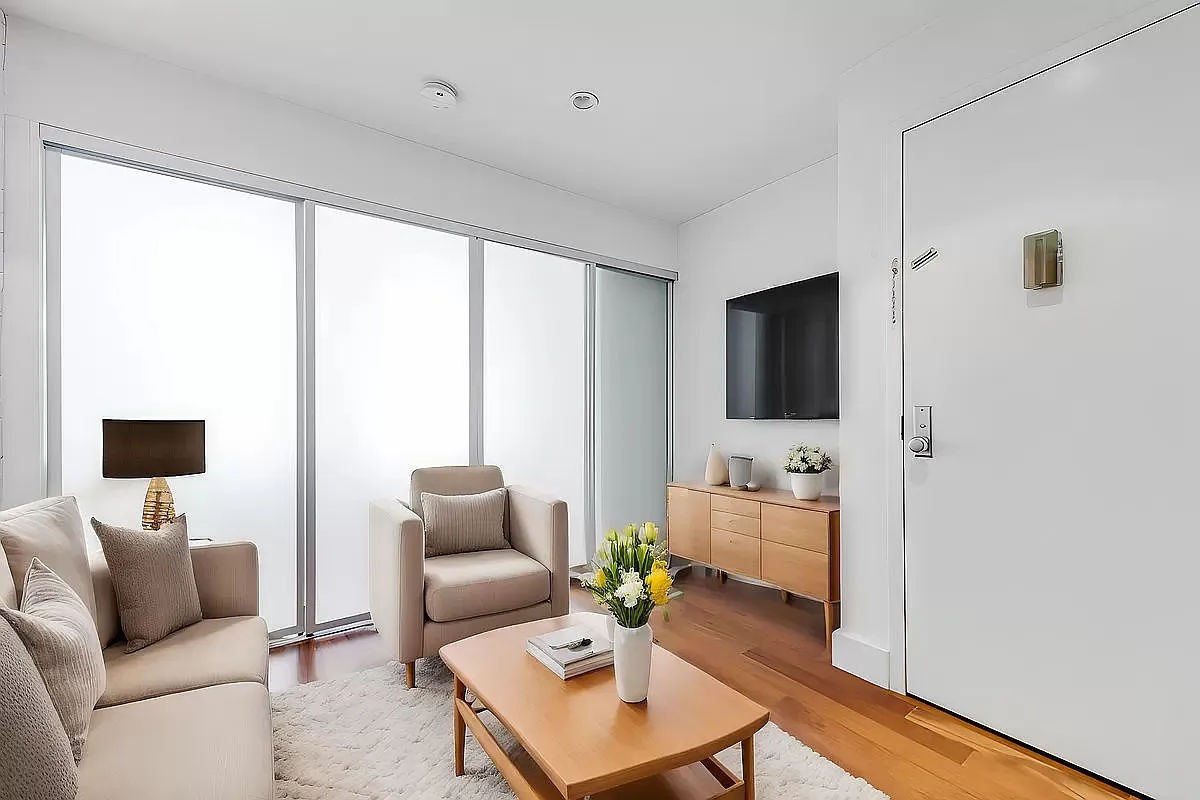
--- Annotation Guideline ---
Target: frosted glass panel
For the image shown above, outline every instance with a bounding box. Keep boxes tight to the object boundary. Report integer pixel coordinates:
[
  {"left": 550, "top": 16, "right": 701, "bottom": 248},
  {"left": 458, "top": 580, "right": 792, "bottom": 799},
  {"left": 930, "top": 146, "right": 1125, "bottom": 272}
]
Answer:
[
  {"left": 58, "top": 155, "right": 298, "bottom": 632},
  {"left": 314, "top": 207, "right": 469, "bottom": 624},
  {"left": 595, "top": 268, "right": 668, "bottom": 539},
  {"left": 483, "top": 243, "right": 587, "bottom": 565}
]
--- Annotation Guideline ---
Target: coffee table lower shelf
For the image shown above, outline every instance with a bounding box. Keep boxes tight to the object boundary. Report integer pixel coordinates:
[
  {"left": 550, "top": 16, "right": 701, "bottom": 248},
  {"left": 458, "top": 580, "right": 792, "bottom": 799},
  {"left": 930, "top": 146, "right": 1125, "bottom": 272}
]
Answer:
[{"left": 455, "top": 696, "right": 752, "bottom": 800}]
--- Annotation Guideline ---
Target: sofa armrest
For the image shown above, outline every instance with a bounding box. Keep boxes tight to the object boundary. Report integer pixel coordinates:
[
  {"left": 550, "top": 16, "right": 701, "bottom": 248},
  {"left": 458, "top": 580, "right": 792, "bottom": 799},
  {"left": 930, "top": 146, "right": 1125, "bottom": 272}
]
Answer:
[
  {"left": 508, "top": 486, "right": 569, "bottom": 617},
  {"left": 369, "top": 499, "right": 426, "bottom": 663},
  {"left": 190, "top": 541, "right": 259, "bottom": 619}
]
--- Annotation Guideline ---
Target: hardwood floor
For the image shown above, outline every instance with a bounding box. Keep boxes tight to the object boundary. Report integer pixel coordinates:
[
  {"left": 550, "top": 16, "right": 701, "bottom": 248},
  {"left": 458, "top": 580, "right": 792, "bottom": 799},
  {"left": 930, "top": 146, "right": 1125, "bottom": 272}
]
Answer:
[{"left": 270, "top": 568, "right": 1139, "bottom": 800}]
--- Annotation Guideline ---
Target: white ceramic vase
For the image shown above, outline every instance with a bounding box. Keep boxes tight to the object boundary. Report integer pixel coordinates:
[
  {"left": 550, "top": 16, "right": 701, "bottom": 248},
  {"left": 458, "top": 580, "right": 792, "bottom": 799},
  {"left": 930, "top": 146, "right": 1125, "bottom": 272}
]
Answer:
[
  {"left": 790, "top": 472, "right": 823, "bottom": 501},
  {"left": 613, "top": 623, "right": 653, "bottom": 703}
]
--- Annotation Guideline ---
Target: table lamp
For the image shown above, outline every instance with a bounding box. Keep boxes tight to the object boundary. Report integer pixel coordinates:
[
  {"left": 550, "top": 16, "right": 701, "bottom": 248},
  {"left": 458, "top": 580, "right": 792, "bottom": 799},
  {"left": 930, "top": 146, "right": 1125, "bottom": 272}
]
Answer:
[{"left": 102, "top": 419, "right": 206, "bottom": 530}]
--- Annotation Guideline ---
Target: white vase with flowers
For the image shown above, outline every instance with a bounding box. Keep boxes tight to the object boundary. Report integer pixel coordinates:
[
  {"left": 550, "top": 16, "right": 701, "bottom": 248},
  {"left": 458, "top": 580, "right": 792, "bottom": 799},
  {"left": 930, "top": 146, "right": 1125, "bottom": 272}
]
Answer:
[{"left": 578, "top": 522, "right": 675, "bottom": 703}]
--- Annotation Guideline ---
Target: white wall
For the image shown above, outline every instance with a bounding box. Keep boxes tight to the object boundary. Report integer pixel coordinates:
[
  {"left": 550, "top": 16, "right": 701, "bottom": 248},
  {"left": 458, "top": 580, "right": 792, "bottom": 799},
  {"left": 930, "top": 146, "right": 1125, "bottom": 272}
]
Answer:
[
  {"left": 0, "top": 16, "right": 677, "bottom": 507},
  {"left": 675, "top": 156, "right": 837, "bottom": 492},
  {"left": 833, "top": 0, "right": 1193, "bottom": 687}
]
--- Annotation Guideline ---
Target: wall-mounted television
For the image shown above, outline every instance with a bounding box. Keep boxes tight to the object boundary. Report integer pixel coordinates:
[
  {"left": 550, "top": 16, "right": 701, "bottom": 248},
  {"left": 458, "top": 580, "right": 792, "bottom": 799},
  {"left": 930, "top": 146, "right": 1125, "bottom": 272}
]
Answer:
[{"left": 726, "top": 272, "right": 838, "bottom": 420}]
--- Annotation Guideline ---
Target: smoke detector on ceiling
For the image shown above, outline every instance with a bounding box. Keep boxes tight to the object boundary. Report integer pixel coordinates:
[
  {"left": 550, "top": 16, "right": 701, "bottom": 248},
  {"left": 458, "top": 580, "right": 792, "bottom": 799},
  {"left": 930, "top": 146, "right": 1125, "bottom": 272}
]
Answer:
[
  {"left": 571, "top": 91, "right": 599, "bottom": 110},
  {"left": 420, "top": 81, "right": 458, "bottom": 110}
]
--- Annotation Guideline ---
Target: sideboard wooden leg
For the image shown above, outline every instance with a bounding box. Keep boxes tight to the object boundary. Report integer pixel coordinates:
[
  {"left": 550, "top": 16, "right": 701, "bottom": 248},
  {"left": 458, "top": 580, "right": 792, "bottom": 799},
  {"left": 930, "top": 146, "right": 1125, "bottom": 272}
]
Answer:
[
  {"left": 719, "top": 571, "right": 728, "bottom": 584},
  {"left": 823, "top": 602, "right": 840, "bottom": 649},
  {"left": 778, "top": 589, "right": 789, "bottom": 603}
]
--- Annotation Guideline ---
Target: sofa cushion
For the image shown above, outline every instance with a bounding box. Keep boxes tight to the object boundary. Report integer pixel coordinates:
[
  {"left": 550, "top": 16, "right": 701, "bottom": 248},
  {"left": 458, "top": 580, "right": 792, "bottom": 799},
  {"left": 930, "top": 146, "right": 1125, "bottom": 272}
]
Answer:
[
  {"left": 98, "top": 616, "right": 268, "bottom": 708},
  {"left": 91, "top": 515, "right": 202, "bottom": 652},
  {"left": 424, "top": 548, "right": 550, "bottom": 623},
  {"left": 0, "top": 614, "right": 78, "bottom": 800},
  {"left": 0, "top": 496, "right": 97, "bottom": 623},
  {"left": 0, "top": 559, "right": 106, "bottom": 762},
  {"left": 421, "top": 488, "right": 509, "bottom": 557},
  {"left": 77, "top": 682, "right": 273, "bottom": 800}
]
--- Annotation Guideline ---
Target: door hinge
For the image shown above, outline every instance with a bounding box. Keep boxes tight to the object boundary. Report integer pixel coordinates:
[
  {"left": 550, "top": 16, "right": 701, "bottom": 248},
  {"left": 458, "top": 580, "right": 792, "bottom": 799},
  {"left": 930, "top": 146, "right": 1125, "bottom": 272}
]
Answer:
[{"left": 900, "top": 415, "right": 904, "bottom": 439}]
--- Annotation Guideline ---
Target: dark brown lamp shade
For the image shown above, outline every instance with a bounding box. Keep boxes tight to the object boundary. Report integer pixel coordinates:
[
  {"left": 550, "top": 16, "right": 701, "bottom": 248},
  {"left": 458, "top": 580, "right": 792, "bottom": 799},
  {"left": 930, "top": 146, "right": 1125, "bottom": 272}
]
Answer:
[{"left": 102, "top": 420, "right": 206, "bottom": 479}]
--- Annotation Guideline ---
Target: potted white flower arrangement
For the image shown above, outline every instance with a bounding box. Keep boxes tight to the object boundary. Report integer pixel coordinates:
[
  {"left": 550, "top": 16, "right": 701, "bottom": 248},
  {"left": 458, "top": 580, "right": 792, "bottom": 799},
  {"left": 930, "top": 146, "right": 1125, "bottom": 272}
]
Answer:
[
  {"left": 783, "top": 443, "right": 833, "bottom": 500},
  {"left": 578, "top": 522, "right": 673, "bottom": 703}
]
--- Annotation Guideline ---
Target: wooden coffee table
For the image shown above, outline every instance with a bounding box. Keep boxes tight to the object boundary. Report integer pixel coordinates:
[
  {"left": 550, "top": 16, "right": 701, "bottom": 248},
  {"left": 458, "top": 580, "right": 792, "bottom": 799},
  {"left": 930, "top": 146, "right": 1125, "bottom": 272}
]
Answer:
[{"left": 440, "top": 612, "right": 769, "bottom": 799}]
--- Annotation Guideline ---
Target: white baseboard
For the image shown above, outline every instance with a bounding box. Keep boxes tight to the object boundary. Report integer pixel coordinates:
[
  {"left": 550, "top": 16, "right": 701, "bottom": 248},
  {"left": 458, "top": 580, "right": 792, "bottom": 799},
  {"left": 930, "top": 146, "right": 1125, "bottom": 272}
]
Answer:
[{"left": 832, "top": 629, "right": 890, "bottom": 688}]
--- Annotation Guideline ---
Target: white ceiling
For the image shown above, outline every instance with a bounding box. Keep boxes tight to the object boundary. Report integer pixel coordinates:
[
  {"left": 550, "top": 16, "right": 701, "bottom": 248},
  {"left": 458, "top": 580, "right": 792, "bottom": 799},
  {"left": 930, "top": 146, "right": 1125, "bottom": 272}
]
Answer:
[{"left": 5, "top": 0, "right": 958, "bottom": 222}]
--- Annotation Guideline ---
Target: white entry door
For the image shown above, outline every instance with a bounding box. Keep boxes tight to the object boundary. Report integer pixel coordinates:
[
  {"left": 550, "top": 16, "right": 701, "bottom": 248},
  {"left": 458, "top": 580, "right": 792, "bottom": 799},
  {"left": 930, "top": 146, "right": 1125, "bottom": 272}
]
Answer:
[{"left": 903, "top": 10, "right": 1199, "bottom": 800}]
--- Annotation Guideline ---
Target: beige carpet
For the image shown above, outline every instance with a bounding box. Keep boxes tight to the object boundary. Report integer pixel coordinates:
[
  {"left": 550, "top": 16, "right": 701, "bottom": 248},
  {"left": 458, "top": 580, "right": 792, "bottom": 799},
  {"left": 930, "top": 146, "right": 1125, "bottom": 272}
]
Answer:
[{"left": 272, "top": 658, "right": 889, "bottom": 799}]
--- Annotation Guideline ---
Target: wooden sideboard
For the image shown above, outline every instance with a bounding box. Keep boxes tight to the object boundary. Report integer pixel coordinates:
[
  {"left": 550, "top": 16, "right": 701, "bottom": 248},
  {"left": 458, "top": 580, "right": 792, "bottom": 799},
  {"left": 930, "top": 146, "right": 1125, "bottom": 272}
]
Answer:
[{"left": 666, "top": 481, "right": 841, "bottom": 646}]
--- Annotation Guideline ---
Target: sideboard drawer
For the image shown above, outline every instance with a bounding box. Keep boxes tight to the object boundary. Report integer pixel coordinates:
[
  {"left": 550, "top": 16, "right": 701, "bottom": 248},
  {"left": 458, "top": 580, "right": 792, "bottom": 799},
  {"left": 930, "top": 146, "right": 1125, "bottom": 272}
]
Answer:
[
  {"left": 710, "top": 509, "right": 760, "bottom": 538},
  {"left": 710, "top": 493, "right": 760, "bottom": 518},
  {"left": 710, "top": 530, "right": 761, "bottom": 579},
  {"left": 760, "top": 540, "right": 828, "bottom": 599},
  {"left": 761, "top": 503, "right": 829, "bottom": 553}
]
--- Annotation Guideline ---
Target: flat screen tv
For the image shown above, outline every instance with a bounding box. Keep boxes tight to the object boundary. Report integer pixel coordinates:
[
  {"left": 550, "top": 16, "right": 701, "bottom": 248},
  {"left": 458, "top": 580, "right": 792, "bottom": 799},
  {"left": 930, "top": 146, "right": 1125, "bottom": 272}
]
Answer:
[{"left": 726, "top": 272, "right": 838, "bottom": 420}]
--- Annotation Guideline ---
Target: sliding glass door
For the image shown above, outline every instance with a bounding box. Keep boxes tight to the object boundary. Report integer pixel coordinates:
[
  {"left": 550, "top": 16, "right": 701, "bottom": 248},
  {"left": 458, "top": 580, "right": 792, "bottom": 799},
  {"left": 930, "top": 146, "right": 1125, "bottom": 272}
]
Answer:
[
  {"left": 51, "top": 146, "right": 672, "bottom": 638},
  {"left": 482, "top": 243, "right": 588, "bottom": 565},
  {"left": 594, "top": 268, "right": 669, "bottom": 543},
  {"left": 312, "top": 206, "right": 470, "bottom": 627},
  {"left": 57, "top": 155, "right": 300, "bottom": 632}
]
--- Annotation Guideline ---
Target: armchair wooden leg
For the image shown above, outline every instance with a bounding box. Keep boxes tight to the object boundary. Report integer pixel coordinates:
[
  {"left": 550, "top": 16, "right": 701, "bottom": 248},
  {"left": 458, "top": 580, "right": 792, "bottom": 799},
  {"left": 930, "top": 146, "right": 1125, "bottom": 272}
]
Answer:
[{"left": 404, "top": 661, "right": 416, "bottom": 689}]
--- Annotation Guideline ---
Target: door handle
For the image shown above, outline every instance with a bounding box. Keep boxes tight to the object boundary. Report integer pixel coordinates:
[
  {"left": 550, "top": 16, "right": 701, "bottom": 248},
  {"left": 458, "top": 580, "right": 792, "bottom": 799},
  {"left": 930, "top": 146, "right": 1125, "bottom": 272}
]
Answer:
[{"left": 908, "top": 436, "right": 931, "bottom": 455}]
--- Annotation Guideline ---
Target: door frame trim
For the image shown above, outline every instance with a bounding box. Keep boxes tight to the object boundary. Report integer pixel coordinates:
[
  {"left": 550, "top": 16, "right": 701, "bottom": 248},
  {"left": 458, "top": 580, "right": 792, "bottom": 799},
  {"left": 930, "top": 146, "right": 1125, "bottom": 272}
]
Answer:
[{"left": 887, "top": 0, "right": 1197, "bottom": 693}]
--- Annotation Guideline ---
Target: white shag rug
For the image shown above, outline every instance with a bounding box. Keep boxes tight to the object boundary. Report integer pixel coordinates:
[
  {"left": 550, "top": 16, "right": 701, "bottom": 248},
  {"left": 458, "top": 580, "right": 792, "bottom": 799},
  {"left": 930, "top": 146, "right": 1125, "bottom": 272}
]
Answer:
[{"left": 272, "top": 658, "right": 888, "bottom": 799}]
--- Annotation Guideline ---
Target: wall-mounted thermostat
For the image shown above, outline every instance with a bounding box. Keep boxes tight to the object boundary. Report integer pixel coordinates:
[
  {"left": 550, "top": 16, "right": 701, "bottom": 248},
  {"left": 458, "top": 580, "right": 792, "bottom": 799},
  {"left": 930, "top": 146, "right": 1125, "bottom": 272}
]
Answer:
[{"left": 1024, "top": 229, "right": 1062, "bottom": 289}]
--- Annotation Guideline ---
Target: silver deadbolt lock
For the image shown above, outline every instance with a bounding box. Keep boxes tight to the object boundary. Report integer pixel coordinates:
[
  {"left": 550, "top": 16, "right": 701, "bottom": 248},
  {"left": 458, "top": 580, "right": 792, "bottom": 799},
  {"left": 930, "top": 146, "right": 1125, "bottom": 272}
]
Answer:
[{"left": 908, "top": 405, "right": 933, "bottom": 458}]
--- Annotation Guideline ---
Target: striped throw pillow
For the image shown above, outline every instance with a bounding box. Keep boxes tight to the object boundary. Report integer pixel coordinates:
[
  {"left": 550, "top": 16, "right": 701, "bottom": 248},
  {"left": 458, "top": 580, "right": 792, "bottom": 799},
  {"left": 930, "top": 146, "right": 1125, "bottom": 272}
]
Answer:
[
  {"left": 0, "top": 558, "right": 106, "bottom": 763},
  {"left": 421, "top": 488, "right": 508, "bottom": 557}
]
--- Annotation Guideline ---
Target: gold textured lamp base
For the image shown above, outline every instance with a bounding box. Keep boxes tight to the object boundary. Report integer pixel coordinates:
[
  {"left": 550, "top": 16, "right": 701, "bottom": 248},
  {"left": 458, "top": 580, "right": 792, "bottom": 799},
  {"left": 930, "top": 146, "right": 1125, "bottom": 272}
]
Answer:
[{"left": 142, "top": 477, "right": 176, "bottom": 530}]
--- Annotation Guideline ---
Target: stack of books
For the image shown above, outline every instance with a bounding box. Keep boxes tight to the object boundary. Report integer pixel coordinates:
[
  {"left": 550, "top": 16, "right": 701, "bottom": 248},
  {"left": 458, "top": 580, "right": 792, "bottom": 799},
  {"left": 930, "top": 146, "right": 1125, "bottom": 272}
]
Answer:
[{"left": 527, "top": 623, "right": 614, "bottom": 679}]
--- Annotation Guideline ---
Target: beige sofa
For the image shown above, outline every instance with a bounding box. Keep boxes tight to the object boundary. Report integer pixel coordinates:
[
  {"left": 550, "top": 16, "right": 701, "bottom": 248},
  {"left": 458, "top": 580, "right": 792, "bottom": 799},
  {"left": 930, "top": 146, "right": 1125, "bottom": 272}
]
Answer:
[
  {"left": 369, "top": 465, "right": 568, "bottom": 687},
  {"left": 0, "top": 499, "right": 272, "bottom": 800}
]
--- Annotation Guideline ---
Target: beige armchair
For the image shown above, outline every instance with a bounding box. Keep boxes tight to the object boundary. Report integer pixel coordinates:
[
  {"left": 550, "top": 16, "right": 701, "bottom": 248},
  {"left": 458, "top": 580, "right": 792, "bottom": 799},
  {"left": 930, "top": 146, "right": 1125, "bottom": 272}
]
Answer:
[{"left": 368, "top": 465, "right": 568, "bottom": 687}]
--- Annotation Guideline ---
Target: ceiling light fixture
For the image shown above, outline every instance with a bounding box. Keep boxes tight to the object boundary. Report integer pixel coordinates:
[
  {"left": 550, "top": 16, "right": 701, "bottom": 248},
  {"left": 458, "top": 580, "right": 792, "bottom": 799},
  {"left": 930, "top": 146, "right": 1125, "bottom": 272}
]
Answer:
[
  {"left": 420, "top": 81, "right": 458, "bottom": 110},
  {"left": 571, "top": 91, "right": 599, "bottom": 110}
]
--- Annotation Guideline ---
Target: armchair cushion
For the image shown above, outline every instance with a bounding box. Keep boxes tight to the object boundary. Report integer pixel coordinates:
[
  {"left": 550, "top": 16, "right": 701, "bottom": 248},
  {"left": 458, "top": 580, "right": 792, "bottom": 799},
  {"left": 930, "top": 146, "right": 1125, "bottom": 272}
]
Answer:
[{"left": 424, "top": 549, "right": 550, "bottom": 623}]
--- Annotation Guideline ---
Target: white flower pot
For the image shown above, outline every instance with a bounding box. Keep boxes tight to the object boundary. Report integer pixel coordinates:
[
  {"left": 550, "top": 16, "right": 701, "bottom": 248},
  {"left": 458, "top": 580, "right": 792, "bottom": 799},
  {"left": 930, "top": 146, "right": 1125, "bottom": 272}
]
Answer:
[
  {"left": 613, "top": 623, "right": 653, "bottom": 703},
  {"left": 790, "top": 472, "right": 823, "bottom": 501}
]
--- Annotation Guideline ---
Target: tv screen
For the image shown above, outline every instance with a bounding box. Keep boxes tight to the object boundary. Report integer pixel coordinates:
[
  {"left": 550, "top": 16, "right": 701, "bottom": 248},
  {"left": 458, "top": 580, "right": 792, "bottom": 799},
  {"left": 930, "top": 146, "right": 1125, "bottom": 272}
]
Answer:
[{"left": 726, "top": 273, "right": 838, "bottom": 420}]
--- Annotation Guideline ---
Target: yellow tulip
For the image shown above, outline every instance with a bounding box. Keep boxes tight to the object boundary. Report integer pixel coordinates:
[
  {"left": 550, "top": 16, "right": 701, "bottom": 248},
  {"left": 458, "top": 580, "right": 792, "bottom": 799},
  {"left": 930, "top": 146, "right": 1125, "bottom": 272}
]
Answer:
[{"left": 594, "top": 570, "right": 607, "bottom": 589}]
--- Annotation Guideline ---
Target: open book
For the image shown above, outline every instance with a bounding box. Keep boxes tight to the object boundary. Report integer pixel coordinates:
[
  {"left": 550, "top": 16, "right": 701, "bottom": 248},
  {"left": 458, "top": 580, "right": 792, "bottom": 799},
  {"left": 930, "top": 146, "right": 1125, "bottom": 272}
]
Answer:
[{"left": 527, "top": 622, "right": 614, "bottom": 680}]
